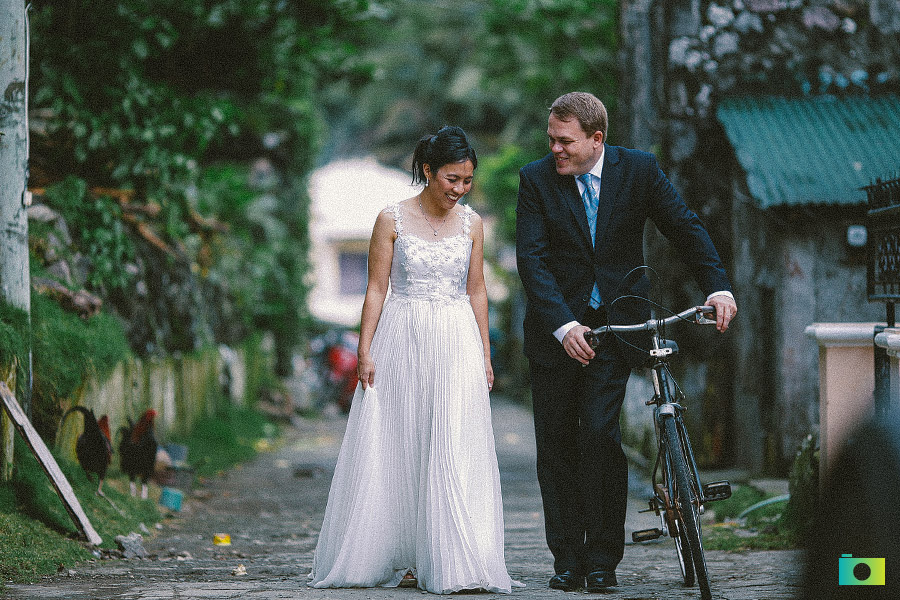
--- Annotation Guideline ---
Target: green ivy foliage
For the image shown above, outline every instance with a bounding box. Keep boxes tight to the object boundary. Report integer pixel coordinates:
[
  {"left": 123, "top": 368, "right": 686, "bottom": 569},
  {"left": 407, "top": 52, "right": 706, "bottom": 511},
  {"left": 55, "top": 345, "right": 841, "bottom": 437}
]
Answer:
[
  {"left": 28, "top": 1, "right": 376, "bottom": 360},
  {"left": 30, "top": 1, "right": 373, "bottom": 188},
  {"left": 43, "top": 177, "right": 136, "bottom": 292},
  {"left": 194, "top": 164, "right": 310, "bottom": 345}
]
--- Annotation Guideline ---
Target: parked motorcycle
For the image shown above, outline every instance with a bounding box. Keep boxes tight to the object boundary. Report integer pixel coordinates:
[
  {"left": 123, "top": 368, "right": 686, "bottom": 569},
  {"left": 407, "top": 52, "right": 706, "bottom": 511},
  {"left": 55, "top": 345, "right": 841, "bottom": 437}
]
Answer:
[{"left": 307, "top": 328, "right": 359, "bottom": 413}]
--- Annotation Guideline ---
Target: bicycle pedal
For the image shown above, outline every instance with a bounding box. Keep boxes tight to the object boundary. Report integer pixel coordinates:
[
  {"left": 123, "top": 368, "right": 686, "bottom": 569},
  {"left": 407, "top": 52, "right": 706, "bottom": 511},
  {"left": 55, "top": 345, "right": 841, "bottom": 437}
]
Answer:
[
  {"left": 702, "top": 480, "right": 732, "bottom": 502},
  {"left": 632, "top": 528, "right": 665, "bottom": 542}
]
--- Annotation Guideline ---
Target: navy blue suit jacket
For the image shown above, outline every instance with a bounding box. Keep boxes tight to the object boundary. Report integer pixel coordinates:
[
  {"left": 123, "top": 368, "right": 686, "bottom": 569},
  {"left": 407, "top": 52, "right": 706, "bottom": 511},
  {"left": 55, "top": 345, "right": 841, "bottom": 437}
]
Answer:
[{"left": 516, "top": 145, "right": 732, "bottom": 367}]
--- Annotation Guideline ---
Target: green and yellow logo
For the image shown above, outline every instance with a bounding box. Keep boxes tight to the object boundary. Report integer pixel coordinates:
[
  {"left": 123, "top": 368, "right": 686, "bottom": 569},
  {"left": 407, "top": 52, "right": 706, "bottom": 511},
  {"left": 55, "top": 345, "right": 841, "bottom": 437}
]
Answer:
[{"left": 838, "top": 554, "right": 885, "bottom": 586}]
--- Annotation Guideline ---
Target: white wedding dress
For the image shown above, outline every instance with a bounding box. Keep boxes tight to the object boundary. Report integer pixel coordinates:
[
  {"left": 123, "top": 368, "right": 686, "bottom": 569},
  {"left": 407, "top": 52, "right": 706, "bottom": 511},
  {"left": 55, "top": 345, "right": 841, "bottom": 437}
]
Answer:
[{"left": 308, "top": 201, "right": 519, "bottom": 594}]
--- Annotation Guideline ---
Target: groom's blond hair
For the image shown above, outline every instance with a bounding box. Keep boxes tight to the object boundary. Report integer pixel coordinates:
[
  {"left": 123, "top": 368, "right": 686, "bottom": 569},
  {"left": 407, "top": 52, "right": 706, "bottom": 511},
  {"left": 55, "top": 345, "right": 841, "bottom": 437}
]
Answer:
[{"left": 550, "top": 92, "right": 608, "bottom": 140}]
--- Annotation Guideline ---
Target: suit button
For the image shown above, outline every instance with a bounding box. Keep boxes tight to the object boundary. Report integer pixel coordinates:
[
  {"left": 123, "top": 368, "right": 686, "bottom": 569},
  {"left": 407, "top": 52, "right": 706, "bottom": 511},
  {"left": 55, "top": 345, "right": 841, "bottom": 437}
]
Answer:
[{"left": 582, "top": 295, "right": 589, "bottom": 302}]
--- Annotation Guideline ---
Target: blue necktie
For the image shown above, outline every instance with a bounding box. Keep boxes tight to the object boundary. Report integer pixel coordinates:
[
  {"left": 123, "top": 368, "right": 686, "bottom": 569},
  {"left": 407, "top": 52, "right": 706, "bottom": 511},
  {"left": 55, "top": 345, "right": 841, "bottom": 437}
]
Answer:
[{"left": 578, "top": 173, "right": 603, "bottom": 309}]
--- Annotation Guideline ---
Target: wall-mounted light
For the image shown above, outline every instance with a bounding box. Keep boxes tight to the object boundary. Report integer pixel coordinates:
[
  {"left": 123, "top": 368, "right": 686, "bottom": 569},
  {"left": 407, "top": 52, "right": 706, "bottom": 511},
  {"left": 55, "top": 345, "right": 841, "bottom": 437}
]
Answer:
[{"left": 847, "top": 224, "right": 867, "bottom": 248}]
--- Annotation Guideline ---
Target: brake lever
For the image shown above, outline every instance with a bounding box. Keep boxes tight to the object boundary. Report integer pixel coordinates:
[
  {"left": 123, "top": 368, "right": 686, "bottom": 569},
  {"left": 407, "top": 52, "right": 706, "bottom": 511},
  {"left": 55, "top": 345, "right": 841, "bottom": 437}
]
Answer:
[{"left": 696, "top": 306, "right": 717, "bottom": 325}]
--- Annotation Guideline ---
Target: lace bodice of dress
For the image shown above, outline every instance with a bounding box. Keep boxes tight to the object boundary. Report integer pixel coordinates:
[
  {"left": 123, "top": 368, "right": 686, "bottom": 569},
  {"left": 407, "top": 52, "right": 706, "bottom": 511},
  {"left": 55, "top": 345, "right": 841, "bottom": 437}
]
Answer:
[{"left": 385, "top": 200, "right": 474, "bottom": 301}]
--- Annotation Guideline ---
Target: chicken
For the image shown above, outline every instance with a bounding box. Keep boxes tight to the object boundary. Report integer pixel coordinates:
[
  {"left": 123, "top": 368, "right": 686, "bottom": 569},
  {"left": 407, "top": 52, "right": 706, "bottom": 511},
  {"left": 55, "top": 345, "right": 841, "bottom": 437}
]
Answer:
[
  {"left": 118, "top": 409, "right": 158, "bottom": 499},
  {"left": 60, "top": 406, "right": 113, "bottom": 495}
]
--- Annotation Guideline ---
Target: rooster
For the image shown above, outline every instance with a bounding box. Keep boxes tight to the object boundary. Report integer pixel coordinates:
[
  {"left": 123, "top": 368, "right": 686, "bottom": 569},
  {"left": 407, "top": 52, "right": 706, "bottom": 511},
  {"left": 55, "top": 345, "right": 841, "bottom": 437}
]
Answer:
[
  {"left": 118, "top": 409, "right": 158, "bottom": 499},
  {"left": 60, "top": 406, "right": 113, "bottom": 496}
]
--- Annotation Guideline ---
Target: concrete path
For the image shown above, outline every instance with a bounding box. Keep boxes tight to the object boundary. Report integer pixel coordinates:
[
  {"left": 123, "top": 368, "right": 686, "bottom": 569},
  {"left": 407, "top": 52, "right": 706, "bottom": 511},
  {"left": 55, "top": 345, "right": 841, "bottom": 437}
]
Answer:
[{"left": 4, "top": 398, "right": 803, "bottom": 599}]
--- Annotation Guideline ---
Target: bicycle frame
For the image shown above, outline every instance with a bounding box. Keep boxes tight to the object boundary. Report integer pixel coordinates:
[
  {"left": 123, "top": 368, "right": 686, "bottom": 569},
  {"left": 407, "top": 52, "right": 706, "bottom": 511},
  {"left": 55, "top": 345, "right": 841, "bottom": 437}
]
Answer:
[
  {"left": 649, "top": 334, "right": 705, "bottom": 519},
  {"left": 586, "top": 306, "right": 729, "bottom": 600}
]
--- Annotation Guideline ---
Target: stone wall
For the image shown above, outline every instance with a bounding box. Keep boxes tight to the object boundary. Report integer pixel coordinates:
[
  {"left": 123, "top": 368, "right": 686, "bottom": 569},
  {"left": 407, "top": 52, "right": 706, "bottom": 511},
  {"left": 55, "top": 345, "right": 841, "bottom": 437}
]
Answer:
[
  {"left": 667, "top": 0, "right": 898, "bottom": 132},
  {"left": 729, "top": 189, "right": 883, "bottom": 470},
  {"left": 620, "top": 0, "right": 900, "bottom": 157}
]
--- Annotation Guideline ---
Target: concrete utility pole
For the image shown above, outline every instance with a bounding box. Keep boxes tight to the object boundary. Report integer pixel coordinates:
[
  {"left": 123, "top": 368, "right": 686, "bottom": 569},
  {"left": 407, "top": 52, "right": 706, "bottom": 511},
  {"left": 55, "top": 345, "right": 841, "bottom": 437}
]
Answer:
[{"left": 0, "top": 0, "right": 31, "bottom": 480}]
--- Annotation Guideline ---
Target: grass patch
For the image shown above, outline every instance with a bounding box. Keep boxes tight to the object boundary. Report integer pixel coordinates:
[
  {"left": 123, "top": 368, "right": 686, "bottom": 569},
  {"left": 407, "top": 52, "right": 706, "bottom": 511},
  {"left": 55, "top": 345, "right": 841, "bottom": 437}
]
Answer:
[
  {"left": 711, "top": 484, "right": 769, "bottom": 523},
  {"left": 2, "top": 289, "right": 132, "bottom": 442},
  {"left": 0, "top": 506, "right": 90, "bottom": 583},
  {"left": 0, "top": 432, "right": 162, "bottom": 584},
  {"left": 703, "top": 483, "right": 797, "bottom": 551},
  {"left": 704, "top": 521, "right": 796, "bottom": 551},
  {"left": 170, "top": 403, "right": 280, "bottom": 478}
]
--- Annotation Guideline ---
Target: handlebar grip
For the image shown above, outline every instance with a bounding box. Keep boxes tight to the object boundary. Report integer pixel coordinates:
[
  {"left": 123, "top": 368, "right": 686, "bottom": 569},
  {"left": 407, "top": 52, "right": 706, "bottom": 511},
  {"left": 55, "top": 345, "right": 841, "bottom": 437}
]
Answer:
[{"left": 583, "top": 329, "right": 604, "bottom": 350}]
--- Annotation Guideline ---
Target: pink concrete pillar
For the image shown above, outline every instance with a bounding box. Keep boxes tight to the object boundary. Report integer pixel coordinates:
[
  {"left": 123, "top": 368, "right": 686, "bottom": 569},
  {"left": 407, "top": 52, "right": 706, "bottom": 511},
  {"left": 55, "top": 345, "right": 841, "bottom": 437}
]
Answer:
[{"left": 805, "top": 323, "right": 883, "bottom": 486}]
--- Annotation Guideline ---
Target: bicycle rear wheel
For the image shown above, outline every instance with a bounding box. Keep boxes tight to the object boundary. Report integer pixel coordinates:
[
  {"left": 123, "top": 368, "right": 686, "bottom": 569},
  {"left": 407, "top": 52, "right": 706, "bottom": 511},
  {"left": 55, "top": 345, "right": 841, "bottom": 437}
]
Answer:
[{"left": 663, "top": 417, "right": 711, "bottom": 600}]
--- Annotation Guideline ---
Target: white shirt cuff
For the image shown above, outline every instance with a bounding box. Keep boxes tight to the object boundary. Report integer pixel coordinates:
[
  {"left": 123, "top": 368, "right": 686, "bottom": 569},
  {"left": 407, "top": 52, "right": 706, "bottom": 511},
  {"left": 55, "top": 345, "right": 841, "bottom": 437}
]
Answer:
[
  {"left": 705, "top": 291, "right": 734, "bottom": 304},
  {"left": 553, "top": 320, "right": 580, "bottom": 343}
]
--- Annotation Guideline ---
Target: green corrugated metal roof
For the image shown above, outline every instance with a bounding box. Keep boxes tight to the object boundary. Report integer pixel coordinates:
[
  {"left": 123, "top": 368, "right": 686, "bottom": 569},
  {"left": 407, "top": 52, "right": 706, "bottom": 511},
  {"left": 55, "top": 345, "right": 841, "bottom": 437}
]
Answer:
[{"left": 716, "top": 95, "right": 900, "bottom": 209}]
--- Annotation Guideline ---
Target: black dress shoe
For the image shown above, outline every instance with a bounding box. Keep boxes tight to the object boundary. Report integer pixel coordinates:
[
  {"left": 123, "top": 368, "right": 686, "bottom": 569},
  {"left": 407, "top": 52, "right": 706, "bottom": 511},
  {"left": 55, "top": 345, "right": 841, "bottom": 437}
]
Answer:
[
  {"left": 549, "top": 570, "right": 583, "bottom": 591},
  {"left": 585, "top": 570, "right": 617, "bottom": 592}
]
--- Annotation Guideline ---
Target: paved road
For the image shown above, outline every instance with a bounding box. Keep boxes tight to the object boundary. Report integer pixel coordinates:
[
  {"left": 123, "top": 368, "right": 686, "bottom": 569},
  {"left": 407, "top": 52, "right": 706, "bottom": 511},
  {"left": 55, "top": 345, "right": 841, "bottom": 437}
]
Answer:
[{"left": 5, "top": 398, "right": 803, "bottom": 599}]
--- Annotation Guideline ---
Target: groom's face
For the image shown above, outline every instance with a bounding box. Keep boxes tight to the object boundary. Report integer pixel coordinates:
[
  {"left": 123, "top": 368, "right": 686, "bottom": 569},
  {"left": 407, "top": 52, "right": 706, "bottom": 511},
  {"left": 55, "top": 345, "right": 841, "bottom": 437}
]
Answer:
[{"left": 547, "top": 113, "right": 604, "bottom": 177}]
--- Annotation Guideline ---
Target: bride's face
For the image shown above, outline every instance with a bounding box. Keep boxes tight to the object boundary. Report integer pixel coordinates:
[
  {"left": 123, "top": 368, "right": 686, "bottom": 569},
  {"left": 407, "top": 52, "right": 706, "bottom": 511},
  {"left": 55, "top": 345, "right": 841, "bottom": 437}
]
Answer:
[{"left": 425, "top": 160, "right": 475, "bottom": 210}]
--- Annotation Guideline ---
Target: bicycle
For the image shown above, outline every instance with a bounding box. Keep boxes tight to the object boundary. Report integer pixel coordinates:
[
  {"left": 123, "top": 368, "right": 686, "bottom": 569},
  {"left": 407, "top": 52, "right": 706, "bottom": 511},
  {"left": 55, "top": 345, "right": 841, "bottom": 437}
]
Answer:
[{"left": 585, "top": 305, "right": 732, "bottom": 600}]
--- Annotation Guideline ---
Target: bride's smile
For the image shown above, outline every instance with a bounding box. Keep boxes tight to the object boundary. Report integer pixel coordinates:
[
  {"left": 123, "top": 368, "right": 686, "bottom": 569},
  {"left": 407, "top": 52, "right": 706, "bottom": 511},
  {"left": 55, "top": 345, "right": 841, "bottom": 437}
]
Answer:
[{"left": 422, "top": 159, "right": 475, "bottom": 214}]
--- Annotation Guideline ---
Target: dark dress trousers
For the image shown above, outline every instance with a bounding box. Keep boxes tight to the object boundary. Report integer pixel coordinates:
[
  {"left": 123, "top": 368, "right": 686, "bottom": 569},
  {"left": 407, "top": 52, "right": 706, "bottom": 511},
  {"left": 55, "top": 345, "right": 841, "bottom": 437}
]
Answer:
[{"left": 515, "top": 145, "right": 732, "bottom": 575}]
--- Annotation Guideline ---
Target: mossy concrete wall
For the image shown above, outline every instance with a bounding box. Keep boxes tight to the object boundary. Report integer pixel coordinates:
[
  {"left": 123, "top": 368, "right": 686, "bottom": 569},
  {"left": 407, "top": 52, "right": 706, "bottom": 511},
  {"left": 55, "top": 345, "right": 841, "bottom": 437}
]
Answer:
[{"left": 54, "top": 337, "right": 268, "bottom": 465}]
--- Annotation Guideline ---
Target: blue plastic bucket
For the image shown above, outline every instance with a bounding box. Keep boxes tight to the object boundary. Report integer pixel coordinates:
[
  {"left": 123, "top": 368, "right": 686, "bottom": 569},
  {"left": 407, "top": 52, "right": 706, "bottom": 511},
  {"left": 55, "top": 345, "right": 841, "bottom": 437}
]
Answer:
[{"left": 160, "top": 487, "right": 183, "bottom": 511}]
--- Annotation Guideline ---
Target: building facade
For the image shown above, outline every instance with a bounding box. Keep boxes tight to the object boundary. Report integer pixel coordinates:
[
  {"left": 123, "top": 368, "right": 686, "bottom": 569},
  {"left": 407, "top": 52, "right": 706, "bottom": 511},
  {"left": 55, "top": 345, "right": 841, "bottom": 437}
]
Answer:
[{"left": 619, "top": 0, "right": 900, "bottom": 472}]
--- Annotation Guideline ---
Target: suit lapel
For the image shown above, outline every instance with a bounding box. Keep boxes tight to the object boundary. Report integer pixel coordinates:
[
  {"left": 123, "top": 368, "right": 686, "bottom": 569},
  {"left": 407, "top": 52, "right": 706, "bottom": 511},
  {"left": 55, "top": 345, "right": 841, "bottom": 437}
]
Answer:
[{"left": 595, "top": 144, "right": 621, "bottom": 254}]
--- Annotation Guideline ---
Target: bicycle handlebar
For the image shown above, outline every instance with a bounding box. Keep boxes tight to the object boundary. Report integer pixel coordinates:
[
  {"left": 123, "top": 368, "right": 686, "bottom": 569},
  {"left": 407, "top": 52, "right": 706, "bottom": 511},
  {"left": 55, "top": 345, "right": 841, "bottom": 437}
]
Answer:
[{"left": 584, "top": 306, "right": 716, "bottom": 348}]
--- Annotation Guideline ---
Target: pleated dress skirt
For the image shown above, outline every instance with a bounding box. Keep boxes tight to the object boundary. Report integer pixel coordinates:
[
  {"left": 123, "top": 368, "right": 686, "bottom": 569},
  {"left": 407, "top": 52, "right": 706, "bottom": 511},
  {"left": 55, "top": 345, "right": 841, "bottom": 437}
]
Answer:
[{"left": 307, "top": 294, "right": 519, "bottom": 594}]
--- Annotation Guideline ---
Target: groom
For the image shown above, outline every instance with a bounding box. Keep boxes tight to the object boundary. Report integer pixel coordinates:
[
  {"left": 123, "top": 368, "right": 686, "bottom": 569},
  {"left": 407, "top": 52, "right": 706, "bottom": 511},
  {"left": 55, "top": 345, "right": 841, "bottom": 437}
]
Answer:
[{"left": 515, "top": 91, "right": 737, "bottom": 592}]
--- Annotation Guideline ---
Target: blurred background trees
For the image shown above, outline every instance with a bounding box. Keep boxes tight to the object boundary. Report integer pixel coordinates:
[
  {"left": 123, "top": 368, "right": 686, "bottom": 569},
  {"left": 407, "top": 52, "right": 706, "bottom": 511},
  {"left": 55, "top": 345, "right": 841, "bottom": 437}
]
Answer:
[
  {"left": 24, "top": 0, "right": 618, "bottom": 386},
  {"left": 320, "top": 0, "right": 618, "bottom": 232},
  {"left": 27, "top": 0, "right": 377, "bottom": 374}
]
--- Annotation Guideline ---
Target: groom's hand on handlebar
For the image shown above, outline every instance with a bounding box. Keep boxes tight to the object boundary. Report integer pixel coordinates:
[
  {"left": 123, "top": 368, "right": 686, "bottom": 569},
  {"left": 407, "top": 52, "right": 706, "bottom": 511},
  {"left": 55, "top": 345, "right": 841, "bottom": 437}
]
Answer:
[
  {"left": 707, "top": 295, "right": 737, "bottom": 332},
  {"left": 563, "top": 325, "right": 595, "bottom": 365}
]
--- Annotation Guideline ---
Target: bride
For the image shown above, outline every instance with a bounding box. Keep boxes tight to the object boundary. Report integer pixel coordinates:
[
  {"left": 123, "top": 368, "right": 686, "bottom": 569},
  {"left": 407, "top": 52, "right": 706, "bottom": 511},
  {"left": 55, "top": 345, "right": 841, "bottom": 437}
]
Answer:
[{"left": 307, "top": 126, "right": 521, "bottom": 594}]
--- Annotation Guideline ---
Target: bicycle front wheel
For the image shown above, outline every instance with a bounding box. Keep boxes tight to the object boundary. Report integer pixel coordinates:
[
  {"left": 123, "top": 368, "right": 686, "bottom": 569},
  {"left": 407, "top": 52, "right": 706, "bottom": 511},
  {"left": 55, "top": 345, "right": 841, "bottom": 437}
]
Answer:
[{"left": 663, "top": 417, "right": 711, "bottom": 600}]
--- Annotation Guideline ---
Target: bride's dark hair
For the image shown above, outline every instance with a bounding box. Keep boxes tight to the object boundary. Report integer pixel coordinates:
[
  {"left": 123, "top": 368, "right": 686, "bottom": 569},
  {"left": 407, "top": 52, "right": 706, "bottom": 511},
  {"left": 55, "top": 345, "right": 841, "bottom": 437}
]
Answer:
[{"left": 411, "top": 125, "right": 477, "bottom": 185}]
